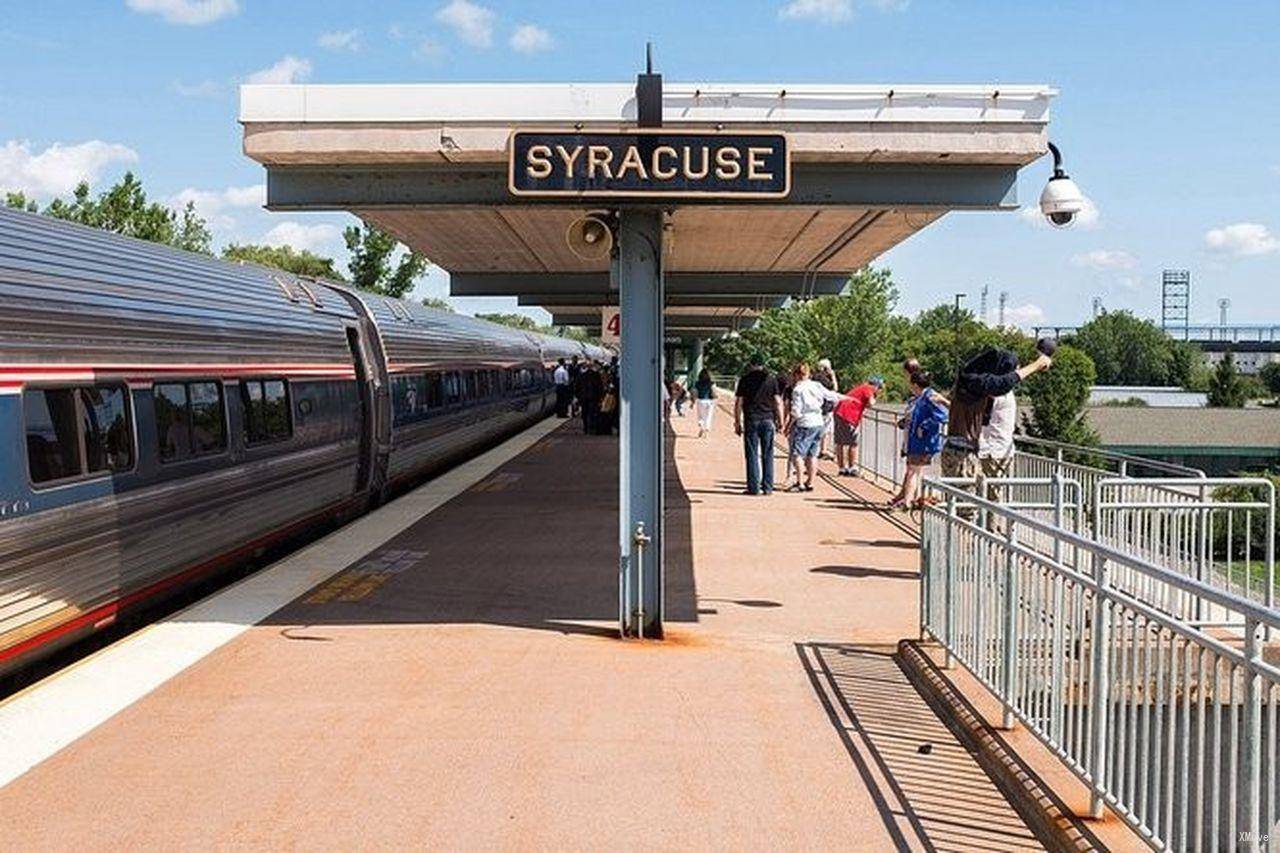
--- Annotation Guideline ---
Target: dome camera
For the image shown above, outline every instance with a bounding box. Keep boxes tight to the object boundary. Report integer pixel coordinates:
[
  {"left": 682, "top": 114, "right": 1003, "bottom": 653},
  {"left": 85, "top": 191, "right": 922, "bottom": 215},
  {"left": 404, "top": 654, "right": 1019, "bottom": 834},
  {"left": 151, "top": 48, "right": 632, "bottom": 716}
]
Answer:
[{"left": 1038, "top": 142, "right": 1085, "bottom": 228}]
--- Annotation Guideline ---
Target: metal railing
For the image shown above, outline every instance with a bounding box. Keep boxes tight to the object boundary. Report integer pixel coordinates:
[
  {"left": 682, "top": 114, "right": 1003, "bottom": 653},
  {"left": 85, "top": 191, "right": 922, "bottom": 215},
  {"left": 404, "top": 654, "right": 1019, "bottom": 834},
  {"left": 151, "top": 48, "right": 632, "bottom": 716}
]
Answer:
[
  {"left": 856, "top": 406, "right": 1204, "bottom": 497},
  {"left": 920, "top": 478, "right": 1280, "bottom": 851}
]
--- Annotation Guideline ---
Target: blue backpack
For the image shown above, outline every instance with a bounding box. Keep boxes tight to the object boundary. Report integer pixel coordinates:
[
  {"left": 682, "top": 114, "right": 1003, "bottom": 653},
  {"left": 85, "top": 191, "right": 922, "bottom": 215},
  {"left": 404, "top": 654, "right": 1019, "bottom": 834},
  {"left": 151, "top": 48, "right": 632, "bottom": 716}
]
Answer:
[{"left": 908, "top": 389, "right": 947, "bottom": 455}]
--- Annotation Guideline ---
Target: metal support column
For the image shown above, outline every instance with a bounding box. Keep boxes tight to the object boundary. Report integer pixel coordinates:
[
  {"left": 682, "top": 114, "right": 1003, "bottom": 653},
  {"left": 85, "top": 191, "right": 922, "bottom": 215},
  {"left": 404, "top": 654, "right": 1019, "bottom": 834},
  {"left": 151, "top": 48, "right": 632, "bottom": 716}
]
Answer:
[
  {"left": 687, "top": 337, "right": 705, "bottom": 387},
  {"left": 618, "top": 208, "right": 665, "bottom": 638}
]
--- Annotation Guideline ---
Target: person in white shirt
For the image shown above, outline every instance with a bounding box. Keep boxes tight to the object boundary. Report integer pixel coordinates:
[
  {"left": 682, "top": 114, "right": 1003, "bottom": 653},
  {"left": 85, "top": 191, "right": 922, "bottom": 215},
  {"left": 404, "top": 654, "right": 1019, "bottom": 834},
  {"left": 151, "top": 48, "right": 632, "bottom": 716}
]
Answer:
[
  {"left": 786, "top": 362, "right": 850, "bottom": 492},
  {"left": 978, "top": 391, "right": 1017, "bottom": 501},
  {"left": 552, "top": 359, "right": 571, "bottom": 418}
]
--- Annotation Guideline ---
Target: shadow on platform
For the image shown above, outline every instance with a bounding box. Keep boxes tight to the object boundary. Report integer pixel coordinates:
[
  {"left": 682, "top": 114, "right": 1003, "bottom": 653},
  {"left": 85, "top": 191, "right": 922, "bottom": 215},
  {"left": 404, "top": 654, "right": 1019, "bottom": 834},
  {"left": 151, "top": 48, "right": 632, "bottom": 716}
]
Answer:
[
  {"left": 257, "top": 425, "right": 697, "bottom": 638},
  {"left": 797, "top": 643, "right": 1046, "bottom": 852}
]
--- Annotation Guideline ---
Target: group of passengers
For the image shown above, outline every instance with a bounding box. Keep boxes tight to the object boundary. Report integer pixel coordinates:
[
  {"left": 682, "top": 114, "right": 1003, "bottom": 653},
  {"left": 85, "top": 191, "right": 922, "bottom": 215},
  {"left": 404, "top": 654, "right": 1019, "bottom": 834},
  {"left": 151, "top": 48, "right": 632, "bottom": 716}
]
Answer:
[
  {"left": 731, "top": 344, "right": 1053, "bottom": 504},
  {"left": 553, "top": 356, "right": 619, "bottom": 435}
]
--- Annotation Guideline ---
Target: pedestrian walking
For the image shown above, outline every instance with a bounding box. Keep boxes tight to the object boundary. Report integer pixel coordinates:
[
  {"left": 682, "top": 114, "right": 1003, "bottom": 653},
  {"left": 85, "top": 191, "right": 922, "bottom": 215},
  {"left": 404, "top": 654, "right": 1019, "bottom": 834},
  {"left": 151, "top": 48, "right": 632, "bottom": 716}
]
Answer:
[
  {"left": 734, "top": 353, "right": 783, "bottom": 496},
  {"left": 833, "top": 375, "right": 883, "bottom": 476},
  {"left": 785, "top": 362, "right": 849, "bottom": 492},
  {"left": 694, "top": 369, "right": 716, "bottom": 437}
]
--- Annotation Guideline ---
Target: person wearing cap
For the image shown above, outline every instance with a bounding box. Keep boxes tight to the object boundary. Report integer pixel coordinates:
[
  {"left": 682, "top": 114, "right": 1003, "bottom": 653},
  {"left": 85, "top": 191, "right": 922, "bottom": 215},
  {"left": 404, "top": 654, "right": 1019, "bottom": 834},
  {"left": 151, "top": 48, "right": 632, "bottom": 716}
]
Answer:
[
  {"left": 833, "top": 375, "right": 883, "bottom": 476},
  {"left": 734, "top": 352, "right": 784, "bottom": 496}
]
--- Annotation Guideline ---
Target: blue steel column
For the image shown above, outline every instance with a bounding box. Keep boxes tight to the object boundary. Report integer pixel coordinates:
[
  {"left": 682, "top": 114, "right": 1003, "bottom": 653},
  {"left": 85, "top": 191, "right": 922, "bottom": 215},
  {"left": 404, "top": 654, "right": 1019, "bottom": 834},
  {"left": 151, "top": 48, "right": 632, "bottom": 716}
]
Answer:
[
  {"left": 618, "top": 209, "right": 665, "bottom": 638},
  {"left": 687, "top": 337, "right": 705, "bottom": 387}
]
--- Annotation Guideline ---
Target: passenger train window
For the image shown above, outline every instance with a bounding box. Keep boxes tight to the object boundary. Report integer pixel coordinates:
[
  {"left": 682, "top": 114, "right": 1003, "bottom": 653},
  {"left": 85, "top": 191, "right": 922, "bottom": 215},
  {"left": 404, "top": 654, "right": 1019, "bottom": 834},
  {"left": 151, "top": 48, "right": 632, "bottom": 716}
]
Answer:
[
  {"left": 443, "top": 372, "right": 461, "bottom": 406},
  {"left": 391, "top": 373, "right": 429, "bottom": 426},
  {"left": 155, "top": 381, "right": 226, "bottom": 462},
  {"left": 24, "top": 385, "right": 133, "bottom": 485},
  {"left": 240, "top": 379, "right": 291, "bottom": 444},
  {"left": 426, "top": 373, "right": 444, "bottom": 409}
]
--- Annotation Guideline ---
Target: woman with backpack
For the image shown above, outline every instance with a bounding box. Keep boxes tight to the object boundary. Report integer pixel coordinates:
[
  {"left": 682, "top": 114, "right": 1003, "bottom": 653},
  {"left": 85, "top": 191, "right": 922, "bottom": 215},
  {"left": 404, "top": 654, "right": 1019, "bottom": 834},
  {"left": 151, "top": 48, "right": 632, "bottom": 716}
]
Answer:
[{"left": 889, "top": 369, "right": 949, "bottom": 509}]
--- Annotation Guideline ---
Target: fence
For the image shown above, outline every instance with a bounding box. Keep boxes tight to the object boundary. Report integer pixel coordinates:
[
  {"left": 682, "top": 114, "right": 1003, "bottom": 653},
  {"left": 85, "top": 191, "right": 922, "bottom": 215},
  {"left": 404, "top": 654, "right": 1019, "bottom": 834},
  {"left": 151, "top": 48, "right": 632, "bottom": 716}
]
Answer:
[
  {"left": 855, "top": 406, "right": 1203, "bottom": 497},
  {"left": 919, "top": 478, "right": 1280, "bottom": 851}
]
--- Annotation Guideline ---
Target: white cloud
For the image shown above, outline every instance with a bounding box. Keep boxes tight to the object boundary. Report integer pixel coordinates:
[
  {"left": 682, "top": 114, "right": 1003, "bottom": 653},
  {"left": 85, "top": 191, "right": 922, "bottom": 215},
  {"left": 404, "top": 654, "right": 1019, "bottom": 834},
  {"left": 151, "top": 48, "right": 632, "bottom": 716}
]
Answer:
[
  {"left": 1002, "top": 303, "right": 1046, "bottom": 330},
  {"left": 0, "top": 139, "right": 139, "bottom": 198},
  {"left": 779, "top": 0, "right": 853, "bottom": 22},
  {"left": 1204, "top": 222, "right": 1279, "bottom": 257},
  {"left": 509, "top": 23, "right": 552, "bottom": 54},
  {"left": 171, "top": 79, "right": 220, "bottom": 97},
  {"left": 262, "top": 221, "right": 343, "bottom": 254},
  {"left": 246, "top": 55, "right": 312, "bottom": 85},
  {"left": 436, "top": 0, "right": 495, "bottom": 48},
  {"left": 1070, "top": 249, "right": 1137, "bottom": 271},
  {"left": 318, "top": 29, "right": 360, "bottom": 52},
  {"left": 1270, "top": 165, "right": 1280, "bottom": 176},
  {"left": 169, "top": 183, "right": 264, "bottom": 231},
  {"left": 1018, "top": 195, "right": 1099, "bottom": 230},
  {"left": 125, "top": 0, "right": 238, "bottom": 25}
]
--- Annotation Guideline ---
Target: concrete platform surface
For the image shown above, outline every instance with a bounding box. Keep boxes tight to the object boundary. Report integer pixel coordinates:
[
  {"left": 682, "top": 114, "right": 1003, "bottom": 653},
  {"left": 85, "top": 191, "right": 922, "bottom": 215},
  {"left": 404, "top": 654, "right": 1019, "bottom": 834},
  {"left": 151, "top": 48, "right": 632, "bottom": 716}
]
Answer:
[{"left": 0, "top": 407, "right": 1046, "bottom": 851}]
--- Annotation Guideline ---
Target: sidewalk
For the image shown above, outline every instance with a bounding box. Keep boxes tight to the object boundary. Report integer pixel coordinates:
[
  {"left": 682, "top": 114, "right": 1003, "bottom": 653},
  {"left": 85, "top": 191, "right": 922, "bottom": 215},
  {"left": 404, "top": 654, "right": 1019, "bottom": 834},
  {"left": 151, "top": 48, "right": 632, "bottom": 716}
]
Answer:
[{"left": 0, "top": 407, "right": 1046, "bottom": 850}]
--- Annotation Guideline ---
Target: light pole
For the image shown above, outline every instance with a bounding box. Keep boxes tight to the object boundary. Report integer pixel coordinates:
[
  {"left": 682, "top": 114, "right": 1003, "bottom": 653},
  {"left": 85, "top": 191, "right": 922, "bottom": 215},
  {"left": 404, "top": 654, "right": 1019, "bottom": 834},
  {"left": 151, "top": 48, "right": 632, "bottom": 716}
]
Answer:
[{"left": 953, "top": 292, "right": 967, "bottom": 382}]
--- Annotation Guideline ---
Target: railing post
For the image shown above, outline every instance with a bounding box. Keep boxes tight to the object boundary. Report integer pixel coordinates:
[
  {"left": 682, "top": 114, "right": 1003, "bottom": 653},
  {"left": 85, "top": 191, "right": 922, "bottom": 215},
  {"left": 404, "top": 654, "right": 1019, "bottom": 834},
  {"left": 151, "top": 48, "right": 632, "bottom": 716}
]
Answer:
[
  {"left": 944, "top": 493, "right": 957, "bottom": 669},
  {"left": 1051, "top": 471, "right": 1064, "bottom": 565},
  {"left": 1001, "top": 519, "right": 1019, "bottom": 729},
  {"left": 1088, "top": 548, "right": 1111, "bottom": 819},
  {"left": 1242, "top": 616, "right": 1262, "bottom": 848}
]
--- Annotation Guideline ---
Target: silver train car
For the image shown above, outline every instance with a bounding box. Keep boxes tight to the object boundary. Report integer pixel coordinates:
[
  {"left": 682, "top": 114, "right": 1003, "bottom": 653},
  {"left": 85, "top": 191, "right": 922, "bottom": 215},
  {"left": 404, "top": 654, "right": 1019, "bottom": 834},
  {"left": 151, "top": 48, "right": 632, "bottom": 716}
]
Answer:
[{"left": 0, "top": 206, "right": 607, "bottom": 674}]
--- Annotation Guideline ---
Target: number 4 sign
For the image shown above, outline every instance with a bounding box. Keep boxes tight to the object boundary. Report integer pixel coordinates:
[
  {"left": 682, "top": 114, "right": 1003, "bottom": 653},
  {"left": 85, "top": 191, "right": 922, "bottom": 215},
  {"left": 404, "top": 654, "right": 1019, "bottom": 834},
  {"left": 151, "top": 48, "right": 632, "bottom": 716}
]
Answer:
[{"left": 601, "top": 306, "right": 620, "bottom": 344}]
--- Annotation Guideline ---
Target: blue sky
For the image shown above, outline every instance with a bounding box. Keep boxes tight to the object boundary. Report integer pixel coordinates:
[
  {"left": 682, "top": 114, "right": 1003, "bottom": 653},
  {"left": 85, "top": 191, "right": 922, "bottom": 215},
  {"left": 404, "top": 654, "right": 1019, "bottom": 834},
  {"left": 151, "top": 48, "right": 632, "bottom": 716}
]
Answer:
[{"left": 2, "top": 0, "right": 1277, "bottom": 326}]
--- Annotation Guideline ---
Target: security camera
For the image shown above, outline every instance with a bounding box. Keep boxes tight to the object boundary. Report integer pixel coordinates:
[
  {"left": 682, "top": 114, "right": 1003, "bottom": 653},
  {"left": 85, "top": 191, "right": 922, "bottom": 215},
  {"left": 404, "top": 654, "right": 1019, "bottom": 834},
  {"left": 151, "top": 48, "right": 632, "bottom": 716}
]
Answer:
[{"left": 1038, "top": 142, "right": 1084, "bottom": 228}]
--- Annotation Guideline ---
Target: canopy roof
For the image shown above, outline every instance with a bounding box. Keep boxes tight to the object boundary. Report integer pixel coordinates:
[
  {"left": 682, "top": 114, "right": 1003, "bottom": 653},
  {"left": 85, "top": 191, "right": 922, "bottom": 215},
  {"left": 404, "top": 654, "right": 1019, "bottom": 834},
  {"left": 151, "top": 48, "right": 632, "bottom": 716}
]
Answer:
[{"left": 240, "top": 82, "right": 1055, "bottom": 333}]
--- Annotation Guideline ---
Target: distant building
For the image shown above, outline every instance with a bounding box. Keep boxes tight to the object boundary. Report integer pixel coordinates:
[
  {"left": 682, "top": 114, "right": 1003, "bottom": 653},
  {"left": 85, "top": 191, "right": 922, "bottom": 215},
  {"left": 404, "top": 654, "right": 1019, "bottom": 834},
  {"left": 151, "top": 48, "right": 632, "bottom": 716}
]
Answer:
[
  {"left": 1086, "top": 406, "right": 1280, "bottom": 475},
  {"left": 1201, "top": 347, "right": 1280, "bottom": 376},
  {"left": 1088, "top": 386, "right": 1207, "bottom": 407}
]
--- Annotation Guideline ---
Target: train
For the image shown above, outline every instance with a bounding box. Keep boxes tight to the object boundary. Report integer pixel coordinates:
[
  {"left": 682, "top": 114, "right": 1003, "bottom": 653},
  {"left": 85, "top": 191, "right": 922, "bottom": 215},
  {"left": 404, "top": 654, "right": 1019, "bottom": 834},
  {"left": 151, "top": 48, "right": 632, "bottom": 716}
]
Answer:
[{"left": 0, "top": 206, "right": 609, "bottom": 676}]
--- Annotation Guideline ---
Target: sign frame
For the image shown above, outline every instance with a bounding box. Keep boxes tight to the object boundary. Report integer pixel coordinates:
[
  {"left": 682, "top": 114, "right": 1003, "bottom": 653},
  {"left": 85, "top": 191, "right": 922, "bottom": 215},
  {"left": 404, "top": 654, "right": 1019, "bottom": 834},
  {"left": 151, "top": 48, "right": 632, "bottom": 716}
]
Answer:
[{"left": 507, "top": 128, "right": 791, "bottom": 200}]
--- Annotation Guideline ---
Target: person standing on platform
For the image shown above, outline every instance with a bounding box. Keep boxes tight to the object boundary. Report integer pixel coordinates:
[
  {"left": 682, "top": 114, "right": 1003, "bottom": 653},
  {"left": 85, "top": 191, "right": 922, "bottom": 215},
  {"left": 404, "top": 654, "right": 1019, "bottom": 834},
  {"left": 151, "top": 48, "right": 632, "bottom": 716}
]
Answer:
[
  {"left": 890, "top": 370, "right": 949, "bottom": 509},
  {"left": 734, "top": 353, "right": 783, "bottom": 496},
  {"left": 942, "top": 346, "right": 1051, "bottom": 480},
  {"left": 694, "top": 369, "right": 716, "bottom": 437},
  {"left": 815, "top": 358, "right": 839, "bottom": 461},
  {"left": 786, "top": 362, "right": 850, "bottom": 493},
  {"left": 833, "top": 375, "right": 883, "bottom": 476},
  {"left": 568, "top": 356, "right": 582, "bottom": 418},
  {"left": 978, "top": 390, "right": 1017, "bottom": 487},
  {"left": 552, "top": 359, "right": 571, "bottom": 418},
  {"left": 577, "top": 361, "right": 604, "bottom": 434}
]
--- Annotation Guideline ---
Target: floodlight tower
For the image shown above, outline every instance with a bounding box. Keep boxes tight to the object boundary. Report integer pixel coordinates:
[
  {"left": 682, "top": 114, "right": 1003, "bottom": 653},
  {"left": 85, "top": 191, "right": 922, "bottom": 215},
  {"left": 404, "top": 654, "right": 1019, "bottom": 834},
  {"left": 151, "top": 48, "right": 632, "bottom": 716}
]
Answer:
[
  {"left": 1219, "top": 298, "right": 1231, "bottom": 327},
  {"left": 979, "top": 284, "right": 989, "bottom": 325},
  {"left": 998, "top": 290, "right": 1008, "bottom": 327}
]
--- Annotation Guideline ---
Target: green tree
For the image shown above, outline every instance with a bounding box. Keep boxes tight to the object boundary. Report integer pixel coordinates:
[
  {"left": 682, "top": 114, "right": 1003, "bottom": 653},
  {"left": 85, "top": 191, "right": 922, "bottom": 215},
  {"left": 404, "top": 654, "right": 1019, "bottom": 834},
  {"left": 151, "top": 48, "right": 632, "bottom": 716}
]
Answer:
[
  {"left": 1071, "top": 311, "right": 1171, "bottom": 385},
  {"left": 4, "top": 191, "right": 37, "bottom": 212},
  {"left": 344, "top": 221, "right": 427, "bottom": 298},
  {"left": 421, "top": 296, "right": 455, "bottom": 313},
  {"left": 222, "top": 243, "right": 344, "bottom": 279},
  {"left": 1207, "top": 351, "right": 1249, "bottom": 408},
  {"left": 17, "top": 173, "right": 213, "bottom": 255},
  {"left": 1258, "top": 361, "right": 1280, "bottom": 399},
  {"left": 1020, "top": 344, "right": 1099, "bottom": 445},
  {"left": 477, "top": 312, "right": 540, "bottom": 330}
]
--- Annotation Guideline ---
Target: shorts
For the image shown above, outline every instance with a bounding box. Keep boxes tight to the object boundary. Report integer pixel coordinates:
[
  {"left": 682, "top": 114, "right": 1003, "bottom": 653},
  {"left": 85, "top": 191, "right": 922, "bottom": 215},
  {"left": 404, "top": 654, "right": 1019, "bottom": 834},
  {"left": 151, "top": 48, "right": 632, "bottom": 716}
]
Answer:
[
  {"left": 834, "top": 418, "right": 858, "bottom": 446},
  {"left": 979, "top": 454, "right": 1013, "bottom": 479},
  {"left": 789, "top": 425, "right": 823, "bottom": 459},
  {"left": 940, "top": 447, "right": 978, "bottom": 478},
  {"left": 907, "top": 453, "right": 933, "bottom": 466}
]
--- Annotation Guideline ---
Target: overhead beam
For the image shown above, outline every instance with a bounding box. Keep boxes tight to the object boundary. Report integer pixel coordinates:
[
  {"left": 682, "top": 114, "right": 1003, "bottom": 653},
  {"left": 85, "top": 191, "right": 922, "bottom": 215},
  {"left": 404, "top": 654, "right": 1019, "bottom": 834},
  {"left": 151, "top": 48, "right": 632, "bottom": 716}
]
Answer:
[
  {"left": 265, "top": 163, "right": 1019, "bottom": 211},
  {"left": 520, "top": 294, "right": 787, "bottom": 308},
  {"left": 451, "top": 272, "right": 848, "bottom": 298}
]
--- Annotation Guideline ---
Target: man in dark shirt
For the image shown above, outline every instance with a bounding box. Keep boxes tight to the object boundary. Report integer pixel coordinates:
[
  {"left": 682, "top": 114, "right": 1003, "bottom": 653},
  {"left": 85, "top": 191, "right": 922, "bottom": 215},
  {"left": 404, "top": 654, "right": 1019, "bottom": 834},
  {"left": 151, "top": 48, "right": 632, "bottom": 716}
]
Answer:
[
  {"left": 734, "top": 354, "right": 784, "bottom": 495},
  {"left": 941, "top": 347, "right": 1052, "bottom": 478}
]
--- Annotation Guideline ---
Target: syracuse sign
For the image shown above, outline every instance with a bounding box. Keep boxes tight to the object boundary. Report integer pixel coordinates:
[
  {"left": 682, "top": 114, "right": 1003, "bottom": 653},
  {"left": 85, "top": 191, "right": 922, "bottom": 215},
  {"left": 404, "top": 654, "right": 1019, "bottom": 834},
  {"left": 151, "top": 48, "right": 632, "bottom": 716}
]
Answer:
[{"left": 509, "top": 131, "right": 789, "bottom": 199}]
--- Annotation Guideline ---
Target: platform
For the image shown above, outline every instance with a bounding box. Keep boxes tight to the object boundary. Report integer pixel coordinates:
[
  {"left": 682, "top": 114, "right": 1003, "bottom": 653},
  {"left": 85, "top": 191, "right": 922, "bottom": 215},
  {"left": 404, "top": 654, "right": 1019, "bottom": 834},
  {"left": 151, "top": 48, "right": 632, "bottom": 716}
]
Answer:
[{"left": 0, "top": 407, "right": 1051, "bottom": 850}]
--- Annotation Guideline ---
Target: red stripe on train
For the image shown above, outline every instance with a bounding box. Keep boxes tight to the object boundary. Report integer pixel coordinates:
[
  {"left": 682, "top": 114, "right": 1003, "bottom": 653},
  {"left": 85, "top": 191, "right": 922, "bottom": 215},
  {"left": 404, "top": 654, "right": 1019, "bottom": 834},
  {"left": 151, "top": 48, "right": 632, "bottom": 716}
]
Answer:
[{"left": 0, "top": 497, "right": 358, "bottom": 667}]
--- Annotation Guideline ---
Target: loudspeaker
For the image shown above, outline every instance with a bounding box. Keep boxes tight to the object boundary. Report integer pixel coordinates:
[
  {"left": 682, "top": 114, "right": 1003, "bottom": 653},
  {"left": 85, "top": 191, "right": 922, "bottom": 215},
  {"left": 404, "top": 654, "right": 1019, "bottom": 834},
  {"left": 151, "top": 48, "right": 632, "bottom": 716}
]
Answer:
[{"left": 565, "top": 214, "right": 614, "bottom": 261}]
